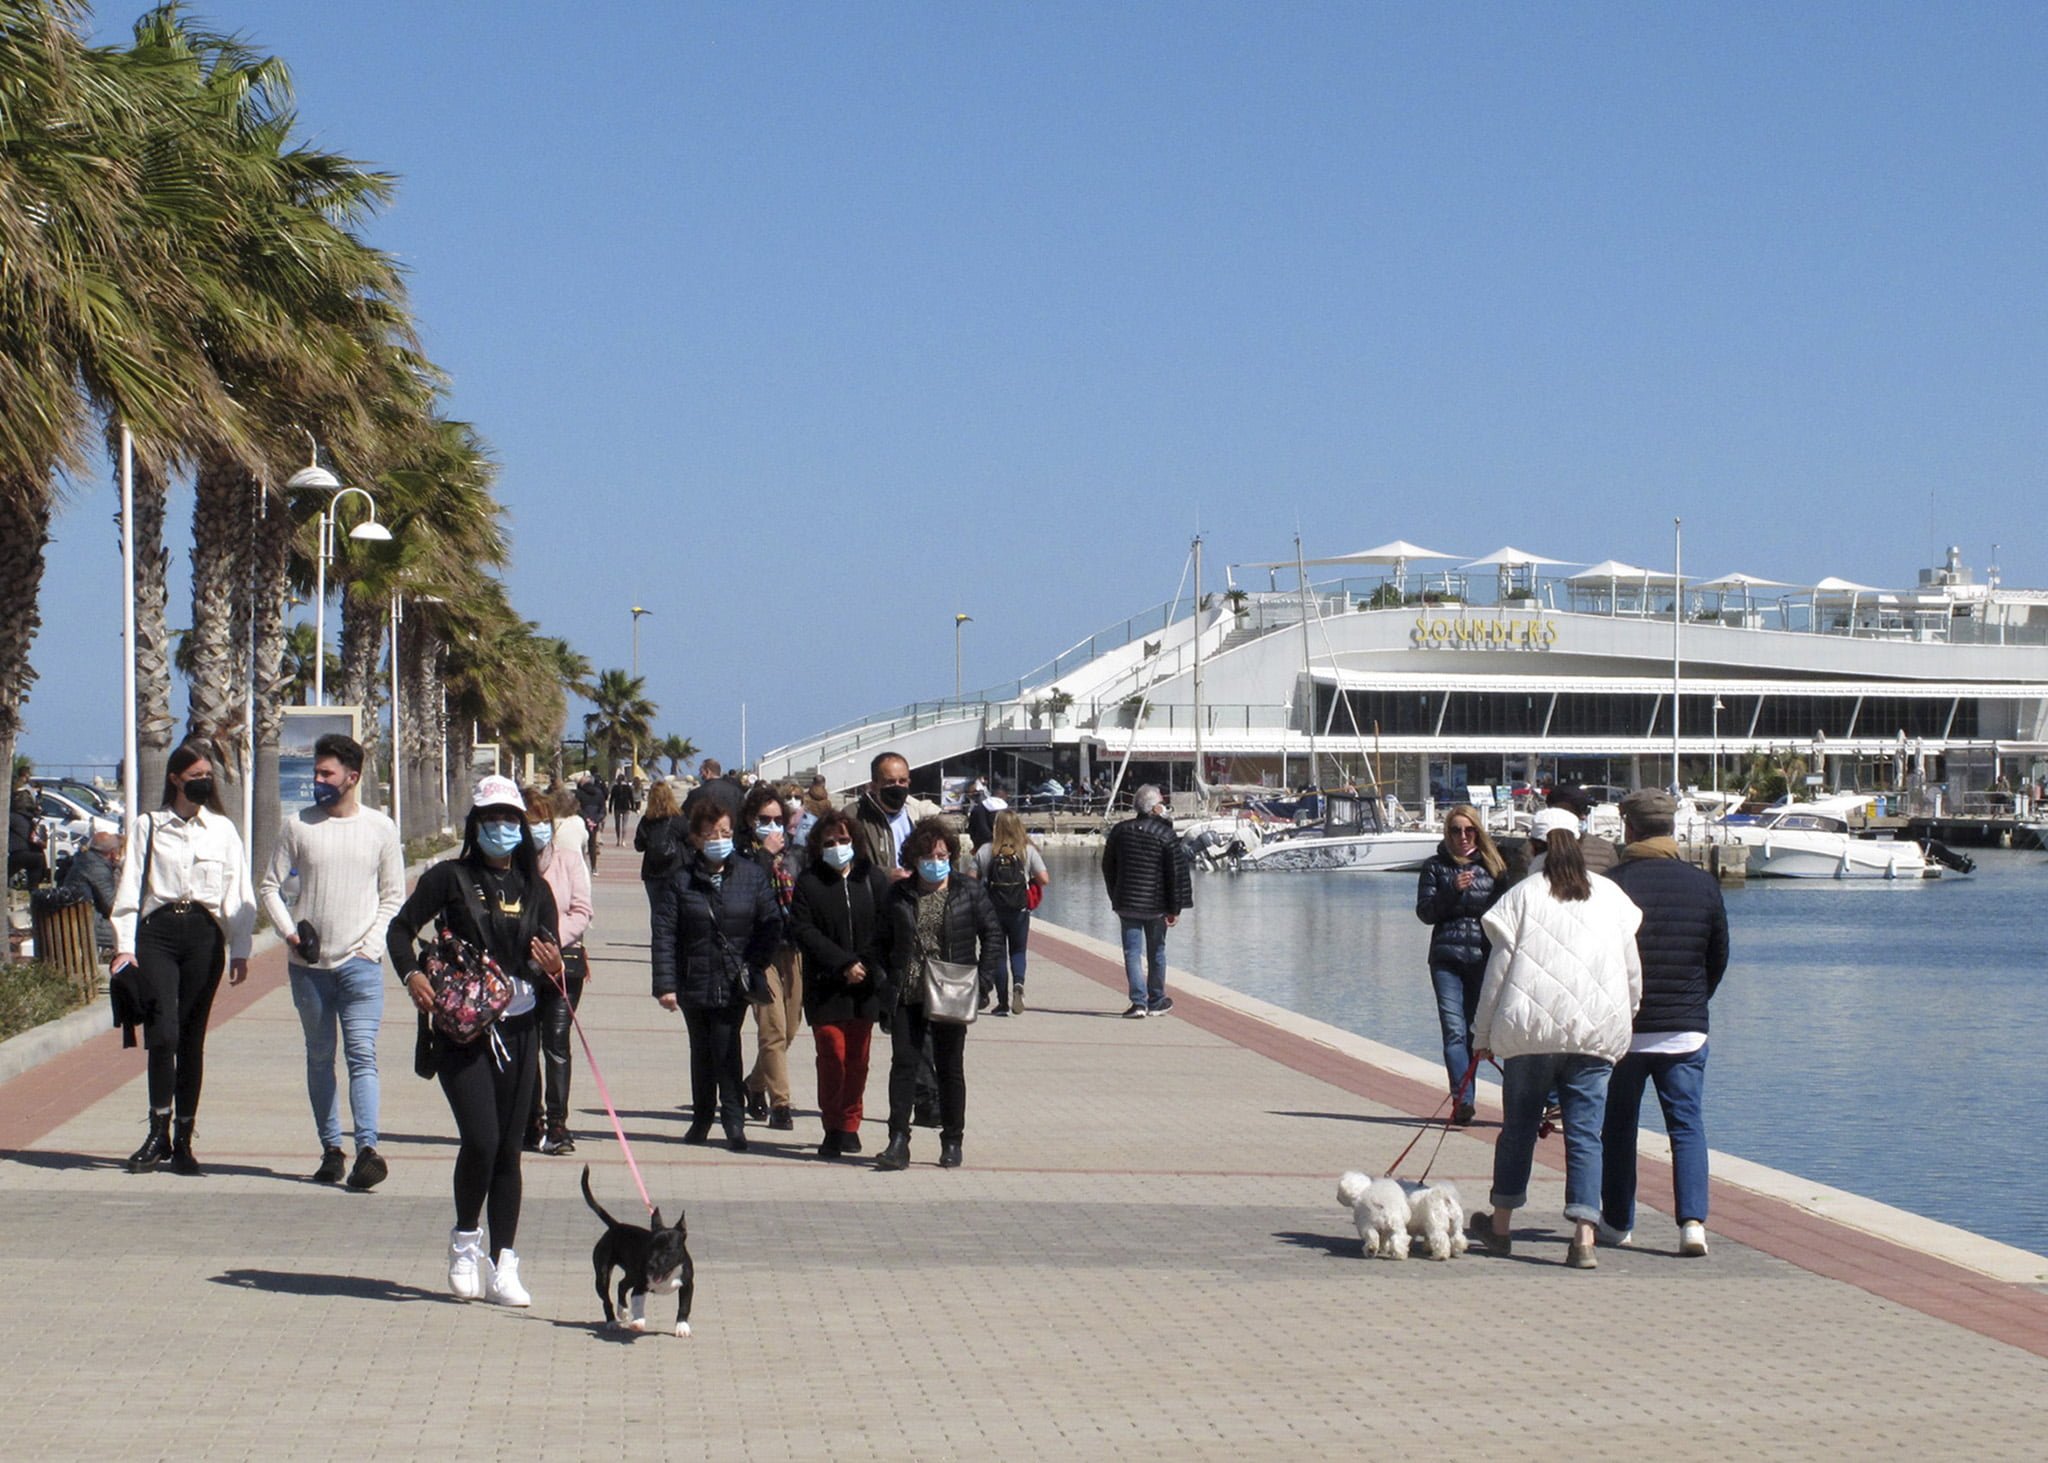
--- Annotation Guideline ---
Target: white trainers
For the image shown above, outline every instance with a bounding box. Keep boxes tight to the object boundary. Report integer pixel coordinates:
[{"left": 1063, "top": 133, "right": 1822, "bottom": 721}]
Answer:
[
  {"left": 486, "top": 1248, "right": 531, "bottom": 1307},
  {"left": 1680, "top": 1220, "right": 1709, "bottom": 1257},
  {"left": 1595, "top": 1219, "right": 1633, "bottom": 1247},
  {"left": 447, "top": 1228, "right": 487, "bottom": 1300}
]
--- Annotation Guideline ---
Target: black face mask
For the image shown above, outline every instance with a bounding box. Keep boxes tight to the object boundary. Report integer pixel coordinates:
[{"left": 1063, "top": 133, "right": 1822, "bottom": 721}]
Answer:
[
  {"left": 181, "top": 776, "right": 215, "bottom": 805},
  {"left": 876, "top": 784, "right": 910, "bottom": 812}
]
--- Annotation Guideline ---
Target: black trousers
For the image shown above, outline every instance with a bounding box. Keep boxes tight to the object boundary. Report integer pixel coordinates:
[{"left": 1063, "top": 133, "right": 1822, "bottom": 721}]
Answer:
[
  {"left": 535, "top": 970, "right": 585, "bottom": 1127},
  {"left": 888, "top": 1000, "right": 966, "bottom": 1141},
  {"left": 682, "top": 1002, "right": 747, "bottom": 1128},
  {"left": 436, "top": 1012, "right": 538, "bottom": 1259},
  {"left": 136, "top": 906, "right": 225, "bottom": 1118}
]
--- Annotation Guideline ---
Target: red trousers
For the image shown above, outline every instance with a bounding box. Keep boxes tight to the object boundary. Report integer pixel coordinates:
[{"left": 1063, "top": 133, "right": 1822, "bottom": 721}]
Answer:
[{"left": 811, "top": 1019, "right": 875, "bottom": 1135}]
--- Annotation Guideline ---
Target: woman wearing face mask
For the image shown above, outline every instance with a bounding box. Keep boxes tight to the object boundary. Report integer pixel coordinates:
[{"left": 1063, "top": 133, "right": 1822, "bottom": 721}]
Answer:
[
  {"left": 737, "top": 783, "right": 801, "bottom": 1131},
  {"left": 649, "top": 804, "right": 781, "bottom": 1151},
  {"left": 386, "top": 776, "right": 565, "bottom": 1307},
  {"left": 875, "top": 818, "right": 1003, "bottom": 1171},
  {"left": 789, "top": 809, "right": 891, "bottom": 1157},
  {"left": 1415, "top": 804, "right": 1507, "bottom": 1126},
  {"left": 522, "top": 785, "right": 593, "bottom": 1156},
  {"left": 109, "top": 742, "right": 258, "bottom": 1176}
]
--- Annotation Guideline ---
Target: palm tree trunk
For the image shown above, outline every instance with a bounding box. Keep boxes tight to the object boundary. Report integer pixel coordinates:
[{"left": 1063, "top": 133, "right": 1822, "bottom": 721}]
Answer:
[
  {"left": 399, "top": 611, "right": 443, "bottom": 831},
  {"left": 0, "top": 473, "right": 52, "bottom": 801},
  {"left": 337, "top": 587, "right": 385, "bottom": 803},
  {"left": 247, "top": 487, "right": 295, "bottom": 882},
  {"left": 131, "top": 456, "right": 176, "bottom": 801},
  {"left": 186, "top": 455, "right": 255, "bottom": 830}
]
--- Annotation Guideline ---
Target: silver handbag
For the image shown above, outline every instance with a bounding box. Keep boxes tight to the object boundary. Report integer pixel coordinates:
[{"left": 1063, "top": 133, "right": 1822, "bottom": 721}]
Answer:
[{"left": 921, "top": 957, "right": 980, "bottom": 1025}]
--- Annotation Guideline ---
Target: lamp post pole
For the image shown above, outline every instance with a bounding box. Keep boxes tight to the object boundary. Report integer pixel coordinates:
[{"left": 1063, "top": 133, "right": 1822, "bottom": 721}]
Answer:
[
  {"left": 119, "top": 425, "right": 139, "bottom": 838},
  {"left": 632, "top": 605, "right": 651, "bottom": 679},
  {"left": 954, "top": 613, "right": 972, "bottom": 701},
  {"left": 390, "top": 593, "right": 403, "bottom": 841},
  {"left": 293, "top": 467, "right": 388, "bottom": 708}
]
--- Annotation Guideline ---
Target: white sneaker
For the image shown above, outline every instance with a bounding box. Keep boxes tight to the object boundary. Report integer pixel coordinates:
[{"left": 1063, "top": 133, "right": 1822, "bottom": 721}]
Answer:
[
  {"left": 1595, "top": 1220, "right": 1633, "bottom": 1247},
  {"left": 1679, "top": 1220, "right": 1709, "bottom": 1257},
  {"left": 447, "top": 1228, "right": 487, "bottom": 1300},
  {"left": 486, "top": 1248, "right": 531, "bottom": 1307}
]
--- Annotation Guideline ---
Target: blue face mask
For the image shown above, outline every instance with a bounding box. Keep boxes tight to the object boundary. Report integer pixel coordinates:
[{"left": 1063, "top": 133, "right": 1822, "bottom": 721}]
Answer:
[
  {"left": 702, "top": 836, "right": 734, "bottom": 863},
  {"left": 822, "top": 843, "right": 855, "bottom": 870},
  {"left": 918, "top": 857, "right": 951, "bottom": 884},
  {"left": 530, "top": 821, "right": 553, "bottom": 849},
  {"left": 310, "top": 781, "right": 342, "bottom": 808},
  {"left": 754, "top": 823, "right": 780, "bottom": 843},
  {"left": 477, "top": 820, "right": 523, "bottom": 857}
]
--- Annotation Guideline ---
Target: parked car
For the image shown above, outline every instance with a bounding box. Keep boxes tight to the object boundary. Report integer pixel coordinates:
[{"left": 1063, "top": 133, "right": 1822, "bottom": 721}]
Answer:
[
  {"left": 29, "top": 776, "right": 122, "bottom": 822},
  {"left": 33, "top": 787, "right": 119, "bottom": 869}
]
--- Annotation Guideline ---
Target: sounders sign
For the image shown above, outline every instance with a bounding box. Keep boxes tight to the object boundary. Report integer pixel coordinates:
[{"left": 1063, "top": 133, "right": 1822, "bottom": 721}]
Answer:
[{"left": 1411, "top": 615, "right": 1559, "bottom": 650}]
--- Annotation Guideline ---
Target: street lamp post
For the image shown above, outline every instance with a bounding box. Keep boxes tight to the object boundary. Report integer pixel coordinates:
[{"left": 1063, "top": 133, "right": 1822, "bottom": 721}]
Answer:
[
  {"left": 390, "top": 593, "right": 403, "bottom": 842},
  {"left": 290, "top": 450, "right": 390, "bottom": 707},
  {"left": 954, "top": 613, "right": 972, "bottom": 700},
  {"left": 631, "top": 605, "right": 651, "bottom": 678}
]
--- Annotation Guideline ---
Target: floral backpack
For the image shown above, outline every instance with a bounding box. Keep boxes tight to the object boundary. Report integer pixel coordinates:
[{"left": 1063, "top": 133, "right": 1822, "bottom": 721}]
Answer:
[{"left": 417, "top": 865, "right": 525, "bottom": 1044}]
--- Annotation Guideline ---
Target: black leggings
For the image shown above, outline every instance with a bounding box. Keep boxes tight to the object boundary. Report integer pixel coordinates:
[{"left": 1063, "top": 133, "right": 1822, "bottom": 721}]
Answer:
[
  {"left": 682, "top": 1003, "right": 746, "bottom": 1127},
  {"left": 137, "top": 907, "right": 225, "bottom": 1118},
  {"left": 888, "top": 1000, "right": 966, "bottom": 1140},
  {"left": 536, "top": 973, "right": 585, "bottom": 1127},
  {"left": 436, "top": 1012, "right": 538, "bottom": 1258}
]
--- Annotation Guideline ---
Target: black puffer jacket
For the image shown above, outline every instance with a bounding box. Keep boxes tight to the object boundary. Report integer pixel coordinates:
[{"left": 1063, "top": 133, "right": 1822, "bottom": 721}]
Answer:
[
  {"left": 1101, "top": 812, "right": 1193, "bottom": 919},
  {"left": 1414, "top": 848, "right": 1499, "bottom": 974},
  {"left": 634, "top": 814, "right": 683, "bottom": 883},
  {"left": 789, "top": 860, "right": 892, "bottom": 1025},
  {"left": 649, "top": 851, "right": 781, "bottom": 1009},
  {"left": 880, "top": 874, "right": 1004, "bottom": 1007},
  {"left": 1607, "top": 846, "right": 1729, "bottom": 1034}
]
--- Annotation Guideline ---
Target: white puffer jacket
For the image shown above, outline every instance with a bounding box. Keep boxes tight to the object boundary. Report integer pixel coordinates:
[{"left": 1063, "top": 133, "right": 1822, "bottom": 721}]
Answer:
[{"left": 1472, "top": 871, "right": 1644, "bottom": 1062}]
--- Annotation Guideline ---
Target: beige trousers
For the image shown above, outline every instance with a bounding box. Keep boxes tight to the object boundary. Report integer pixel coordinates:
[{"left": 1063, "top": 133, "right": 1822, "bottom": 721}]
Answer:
[{"left": 745, "top": 947, "right": 804, "bottom": 1106}]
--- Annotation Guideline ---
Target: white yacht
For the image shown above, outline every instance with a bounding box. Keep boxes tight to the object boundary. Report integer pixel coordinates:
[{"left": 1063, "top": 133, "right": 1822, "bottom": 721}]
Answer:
[
  {"left": 1719, "top": 796, "right": 1937, "bottom": 880},
  {"left": 1181, "top": 791, "right": 1442, "bottom": 873}
]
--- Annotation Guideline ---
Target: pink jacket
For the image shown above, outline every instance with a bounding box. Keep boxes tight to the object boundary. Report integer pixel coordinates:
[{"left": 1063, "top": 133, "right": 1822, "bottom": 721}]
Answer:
[{"left": 537, "top": 834, "right": 593, "bottom": 947}]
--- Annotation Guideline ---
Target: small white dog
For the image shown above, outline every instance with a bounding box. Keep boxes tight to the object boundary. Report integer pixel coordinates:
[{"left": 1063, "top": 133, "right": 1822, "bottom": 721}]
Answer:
[
  {"left": 1400, "top": 1179, "right": 1469, "bottom": 1261},
  {"left": 1337, "top": 1171, "right": 1412, "bottom": 1260}
]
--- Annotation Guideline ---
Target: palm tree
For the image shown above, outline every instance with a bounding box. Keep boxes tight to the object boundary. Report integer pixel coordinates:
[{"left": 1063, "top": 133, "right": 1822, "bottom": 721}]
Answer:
[
  {"left": 583, "top": 669, "right": 657, "bottom": 776},
  {"left": 654, "top": 734, "right": 700, "bottom": 777}
]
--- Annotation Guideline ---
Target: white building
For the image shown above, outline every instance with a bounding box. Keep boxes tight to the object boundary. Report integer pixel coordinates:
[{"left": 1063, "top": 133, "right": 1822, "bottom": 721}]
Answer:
[{"left": 760, "top": 543, "right": 2048, "bottom": 806}]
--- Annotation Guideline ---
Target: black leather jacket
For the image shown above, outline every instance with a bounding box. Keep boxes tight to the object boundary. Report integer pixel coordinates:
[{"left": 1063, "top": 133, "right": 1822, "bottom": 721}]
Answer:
[{"left": 1414, "top": 848, "right": 1498, "bottom": 975}]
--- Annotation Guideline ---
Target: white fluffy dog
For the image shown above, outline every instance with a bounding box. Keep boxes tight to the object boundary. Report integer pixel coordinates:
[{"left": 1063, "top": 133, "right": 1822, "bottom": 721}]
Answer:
[
  {"left": 1337, "top": 1171, "right": 1412, "bottom": 1259},
  {"left": 1400, "top": 1179, "right": 1469, "bottom": 1261}
]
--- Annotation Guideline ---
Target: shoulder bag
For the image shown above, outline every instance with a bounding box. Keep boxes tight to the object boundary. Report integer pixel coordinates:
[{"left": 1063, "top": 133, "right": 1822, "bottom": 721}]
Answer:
[
  {"left": 915, "top": 891, "right": 979, "bottom": 1024},
  {"left": 417, "top": 866, "right": 513, "bottom": 1044}
]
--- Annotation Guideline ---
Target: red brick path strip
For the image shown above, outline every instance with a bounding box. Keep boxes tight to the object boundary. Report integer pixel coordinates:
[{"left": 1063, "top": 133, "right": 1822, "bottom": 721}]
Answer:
[
  {"left": 1032, "top": 926, "right": 2048, "bottom": 1360},
  {"left": 0, "top": 943, "right": 289, "bottom": 1153}
]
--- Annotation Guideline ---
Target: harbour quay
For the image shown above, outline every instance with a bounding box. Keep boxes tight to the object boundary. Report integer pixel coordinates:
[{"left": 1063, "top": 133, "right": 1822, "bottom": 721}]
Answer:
[{"left": 761, "top": 540, "right": 2048, "bottom": 816}]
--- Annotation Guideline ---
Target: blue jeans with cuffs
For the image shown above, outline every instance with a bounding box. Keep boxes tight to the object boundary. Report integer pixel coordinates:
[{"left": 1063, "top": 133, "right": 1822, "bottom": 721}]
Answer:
[{"left": 289, "top": 956, "right": 385, "bottom": 1151}]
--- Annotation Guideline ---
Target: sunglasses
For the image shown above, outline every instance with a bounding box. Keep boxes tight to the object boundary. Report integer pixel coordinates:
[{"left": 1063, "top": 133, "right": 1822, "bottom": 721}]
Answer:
[{"left": 1447, "top": 825, "right": 1478, "bottom": 838}]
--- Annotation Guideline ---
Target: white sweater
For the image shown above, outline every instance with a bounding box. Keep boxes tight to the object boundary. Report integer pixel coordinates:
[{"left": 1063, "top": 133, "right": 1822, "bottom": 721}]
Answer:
[
  {"left": 257, "top": 805, "right": 405, "bottom": 969},
  {"left": 1472, "top": 871, "right": 1643, "bottom": 1063}
]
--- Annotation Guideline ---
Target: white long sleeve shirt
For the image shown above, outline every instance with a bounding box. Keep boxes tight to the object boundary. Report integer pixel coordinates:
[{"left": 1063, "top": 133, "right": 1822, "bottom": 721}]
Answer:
[
  {"left": 111, "top": 807, "right": 259, "bottom": 958},
  {"left": 257, "top": 804, "right": 406, "bottom": 969}
]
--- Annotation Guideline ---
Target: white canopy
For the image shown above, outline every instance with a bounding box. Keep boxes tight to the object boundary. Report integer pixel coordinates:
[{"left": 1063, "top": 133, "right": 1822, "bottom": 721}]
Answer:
[
  {"left": 1812, "top": 575, "right": 1880, "bottom": 594},
  {"left": 1694, "top": 571, "right": 1800, "bottom": 592},
  {"left": 1565, "top": 559, "right": 1680, "bottom": 588},
  {"left": 1461, "top": 545, "right": 1577, "bottom": 570}
]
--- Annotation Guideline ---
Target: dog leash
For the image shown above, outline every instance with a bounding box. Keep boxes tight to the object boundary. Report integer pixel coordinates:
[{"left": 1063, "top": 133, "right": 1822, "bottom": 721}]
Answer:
[
  {"left": 545, "top": 960, "right": 657, "bottom": 1218},
  {"left": 1386, "top": 1057, "right": 1484, "bottom": 1181}
]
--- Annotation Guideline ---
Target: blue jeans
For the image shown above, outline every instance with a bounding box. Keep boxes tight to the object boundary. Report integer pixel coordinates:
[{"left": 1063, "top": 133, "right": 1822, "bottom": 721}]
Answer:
[
  {"left": 1602, "top": 1042, "right": 1710, "bottom": 1230},
  {"left": 1430, "top": 966, "right": 1483, "bottom": 1099},
  {"left": 1490, "top": 1051, "right": 1612, "bottom": 1225},
  {"left": 288, "top": 957, "right": 384, "bottom": 1151},
  {"left": 997, "top": 907, "right": 1031, "bottom": 1003},
  {"left": 1118, "top": 916, "right": 1167, "bottom": 1007}
]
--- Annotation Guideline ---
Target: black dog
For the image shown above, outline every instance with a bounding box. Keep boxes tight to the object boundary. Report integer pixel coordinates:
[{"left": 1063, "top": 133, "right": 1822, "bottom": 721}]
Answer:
[{"left": 581, "top": 1164, "right": 693, "bottom": 1336}]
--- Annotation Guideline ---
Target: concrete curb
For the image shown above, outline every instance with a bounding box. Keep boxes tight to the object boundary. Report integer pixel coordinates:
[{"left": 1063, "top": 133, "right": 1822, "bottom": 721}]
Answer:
[
  {"left": 1035, "top": 914, "right": 2048, "bottom": 1286},
  {"left": 0, "top": 844, "right": 456, "bottom": 1090}
]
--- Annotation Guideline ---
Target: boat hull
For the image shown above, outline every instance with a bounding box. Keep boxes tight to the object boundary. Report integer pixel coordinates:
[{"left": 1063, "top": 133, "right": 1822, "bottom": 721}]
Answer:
[
  {"left": 1723, "top": 831, "right": 1936, "bottom": 880},
  {"left": 1234, "top": 832, "right": 1442, "bottom": 873}
]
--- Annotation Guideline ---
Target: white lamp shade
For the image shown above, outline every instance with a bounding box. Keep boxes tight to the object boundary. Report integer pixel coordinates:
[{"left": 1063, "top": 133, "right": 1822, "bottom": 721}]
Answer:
[
  {"left": 287, "top": 465, "right": 340, "bottom": 490},
  {"left": 347, "top": 520, "right": 393, "bottom": 542}
]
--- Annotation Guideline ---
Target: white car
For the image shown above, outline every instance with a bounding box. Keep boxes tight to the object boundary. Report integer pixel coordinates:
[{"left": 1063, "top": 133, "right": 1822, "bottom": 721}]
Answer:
[{"left": 33, "top": 787, "right": 119, "bottom": 870}]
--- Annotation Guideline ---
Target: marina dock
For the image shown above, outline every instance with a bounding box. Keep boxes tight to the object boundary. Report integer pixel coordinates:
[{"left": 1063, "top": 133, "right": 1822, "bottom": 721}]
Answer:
[{"left": 3, "top": 859, "right": 2044, "bottom": 1457}]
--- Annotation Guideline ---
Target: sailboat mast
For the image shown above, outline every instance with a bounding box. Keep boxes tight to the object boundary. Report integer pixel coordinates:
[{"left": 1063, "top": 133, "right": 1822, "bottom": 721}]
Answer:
[
  {"left": 1672, "top": 517, "right": 1682, "bottom": 793},
  {"left": 1295, "top": 533, "right": 1319, "bottom": 790},
  {"left": 1192, "top": 533, "right": 1205, "bottom": 812}
]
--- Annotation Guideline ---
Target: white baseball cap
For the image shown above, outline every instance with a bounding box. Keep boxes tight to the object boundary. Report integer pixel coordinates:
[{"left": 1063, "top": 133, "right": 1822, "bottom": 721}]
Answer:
[
  {"left": 473, "top": 774, "right": 524, "bottom": 813},
  {"left": 1529, "top": 807, "right": 1580, "bottom": 841}
]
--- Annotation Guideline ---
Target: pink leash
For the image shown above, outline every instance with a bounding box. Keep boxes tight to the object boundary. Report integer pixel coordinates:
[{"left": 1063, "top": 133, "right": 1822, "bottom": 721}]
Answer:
[{"left": 545, "top": 961, "right": 656, "bottom": 1217}]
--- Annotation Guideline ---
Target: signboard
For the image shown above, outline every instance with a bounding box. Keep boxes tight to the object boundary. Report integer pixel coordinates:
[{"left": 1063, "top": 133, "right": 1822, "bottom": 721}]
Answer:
[
  {"left": 279, "top": 706, "right": 362, "bottom": 832},
  {"left": 1410, "top": 615, "right": 1559, "bottom": 650}
]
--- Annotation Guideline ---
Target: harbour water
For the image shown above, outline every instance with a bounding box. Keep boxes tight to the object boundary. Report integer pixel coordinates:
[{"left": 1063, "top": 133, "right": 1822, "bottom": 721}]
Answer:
[{"left": 1035, "top": 843, "right": 2048, "bottom": 1257}]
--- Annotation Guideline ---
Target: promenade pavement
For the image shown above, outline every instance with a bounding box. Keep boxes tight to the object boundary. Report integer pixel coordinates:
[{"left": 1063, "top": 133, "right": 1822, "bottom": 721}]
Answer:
[{"left": 4, "top": 850, "right": 2048, "bottom": 1460}]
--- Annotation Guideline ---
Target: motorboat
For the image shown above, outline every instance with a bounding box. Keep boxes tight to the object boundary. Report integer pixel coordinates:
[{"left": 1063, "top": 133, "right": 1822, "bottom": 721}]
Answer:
[
  {"left": 1181, "top": 791, "right": 1441, "bottom": 873},
  {"left": 1716, "top": 795, "right": 1947, "bottom": 880}
]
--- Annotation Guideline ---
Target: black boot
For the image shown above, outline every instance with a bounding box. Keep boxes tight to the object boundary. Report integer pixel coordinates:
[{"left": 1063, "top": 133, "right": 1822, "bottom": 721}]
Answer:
[
  {"left": 723, "top": 1120, "right": 749, "bottom": 1153},
  {"left": 681, "top": 1120, "right": 712, "bottom": 1145},
  {"left": 127, "top": 1110, "right": 172, "bottom": 1174},
  {"left": 876, "top": 1132, "right": 911, "bottom": 1171},
  {"left": 939, "top": 1138, "right": 963, "bottom": 1169},
  {"left": 169, "top": 1118, "right": 201, "bottom": 1176}
]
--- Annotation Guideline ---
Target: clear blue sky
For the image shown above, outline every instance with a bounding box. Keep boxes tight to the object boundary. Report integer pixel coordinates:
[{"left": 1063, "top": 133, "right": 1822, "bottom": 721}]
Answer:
[{"left": 25, "top": 0, "right": 2048, "bottom": 771}]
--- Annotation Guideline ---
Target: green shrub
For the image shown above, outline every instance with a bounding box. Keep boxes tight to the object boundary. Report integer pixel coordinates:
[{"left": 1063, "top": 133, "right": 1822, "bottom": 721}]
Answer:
[{"left": 0, "top": 960, "right": 90, "bottom": 1043}]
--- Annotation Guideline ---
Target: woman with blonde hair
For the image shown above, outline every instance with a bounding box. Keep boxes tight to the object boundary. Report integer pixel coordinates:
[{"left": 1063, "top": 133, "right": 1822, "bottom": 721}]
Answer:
[
  {"left": 971, "top": 808, "right": 1049, "bottom": 1015},
  {"left": 1414, "top": 803, "right": 1506, "bottom": 1125},
  {"left": 634, "top": 778, "right": 685, "bottom": 910}
]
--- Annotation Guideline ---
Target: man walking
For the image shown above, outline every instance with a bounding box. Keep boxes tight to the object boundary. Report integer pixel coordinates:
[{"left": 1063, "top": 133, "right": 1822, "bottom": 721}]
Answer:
[
  {"left": 258, "top": 734, "right": 405, "bottom": 1189},
  {"left": 842, "top": 751, "right": 939, "bottom": 876},
  {"left": 1101, "top": 784, "right": 1193, "bottom": 1018},
  {"left": 1601, "top": 788, "right": 1728, "bottom": 1257}
]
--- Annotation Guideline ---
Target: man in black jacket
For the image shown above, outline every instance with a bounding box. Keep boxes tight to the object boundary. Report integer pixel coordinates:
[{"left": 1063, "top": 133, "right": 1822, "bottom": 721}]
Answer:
[
  {"left": 1602, "top": 788, "right": 1728, "bottom": 1258},
  {"left": 1100, "top": 785, "right": 1193, "bottom": 1018}
]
